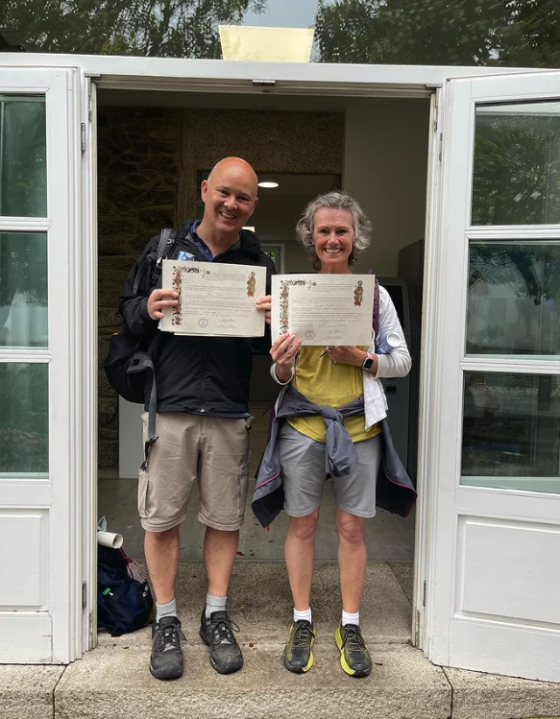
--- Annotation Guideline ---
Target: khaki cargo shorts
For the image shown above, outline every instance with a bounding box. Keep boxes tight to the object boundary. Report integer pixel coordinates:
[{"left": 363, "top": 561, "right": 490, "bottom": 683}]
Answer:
[{"left": 138, "top": 412, "right": 252, "bottom": 533}]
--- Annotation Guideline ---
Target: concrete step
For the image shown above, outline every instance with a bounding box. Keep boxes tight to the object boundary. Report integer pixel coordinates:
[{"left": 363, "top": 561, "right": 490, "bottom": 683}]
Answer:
[
  {"left": 54, "top": 643, "right": 450, "bottom": 719},
  {"left": 4, "top": 562, "right": 560, "bottom": 719}
]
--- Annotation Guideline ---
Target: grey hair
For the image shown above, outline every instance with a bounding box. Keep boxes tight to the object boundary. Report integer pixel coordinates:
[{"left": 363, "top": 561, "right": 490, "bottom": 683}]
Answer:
[{"left": 296, "top": 191, "right": 372, "bottom": 270}]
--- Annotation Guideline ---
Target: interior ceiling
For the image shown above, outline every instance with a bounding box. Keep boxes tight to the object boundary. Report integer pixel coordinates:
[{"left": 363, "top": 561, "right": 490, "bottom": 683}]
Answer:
[{"left": 97, "top": 88, "right": 428, "bottom": 113}]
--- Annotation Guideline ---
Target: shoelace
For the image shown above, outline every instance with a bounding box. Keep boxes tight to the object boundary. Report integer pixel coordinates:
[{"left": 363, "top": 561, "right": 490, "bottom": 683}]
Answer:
[
  {"left": 157, "top": 623, "right": 185, "bottom": 651},
  {"left": 210, "top": 616, "right": 240, "bottom": 646},
  {"left": 292, "top": 622, "right": 314, "bottom": 649},
  {"left": 340, "top": 625, "right": 366, "bottom": 654}
]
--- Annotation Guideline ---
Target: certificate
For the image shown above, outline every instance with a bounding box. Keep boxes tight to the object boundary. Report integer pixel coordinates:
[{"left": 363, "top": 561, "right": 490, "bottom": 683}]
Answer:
[
  {"left": 161, "top": 260, "right": 266, "bottom": 337},
  {"left": 271, "top": 274, "right": 375, "bottom": 346}
]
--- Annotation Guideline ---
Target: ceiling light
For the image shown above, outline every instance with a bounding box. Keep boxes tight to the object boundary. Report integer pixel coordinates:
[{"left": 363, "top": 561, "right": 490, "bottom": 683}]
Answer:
[{"left": 258, "top": 181, "right": 279, "bottom": 189}]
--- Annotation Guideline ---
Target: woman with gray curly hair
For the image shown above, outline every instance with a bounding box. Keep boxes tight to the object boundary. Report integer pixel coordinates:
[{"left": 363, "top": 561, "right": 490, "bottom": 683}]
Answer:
[{"left": 267, "top": 191, "right": 411, "bottom": 678}]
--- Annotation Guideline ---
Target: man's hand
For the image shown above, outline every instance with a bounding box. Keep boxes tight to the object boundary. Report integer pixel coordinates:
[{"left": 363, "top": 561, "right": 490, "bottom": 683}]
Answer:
[
  {"left": 271, "top": 333, "right": 302, "bottom": 382},
  {"left": 327, "top": 345, "right": 367, "bottom": 368},
  {"left": 256, "top": 295, "right": 271, "bottom": 326},
  {"left": 147, "top": 288, "right": 178, "bottom": 320}
]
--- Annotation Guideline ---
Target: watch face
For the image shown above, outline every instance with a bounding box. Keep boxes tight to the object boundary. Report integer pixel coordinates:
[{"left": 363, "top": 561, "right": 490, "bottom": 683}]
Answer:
[{"left": 363, "top": 357, "right": 373, "bottom": 370}]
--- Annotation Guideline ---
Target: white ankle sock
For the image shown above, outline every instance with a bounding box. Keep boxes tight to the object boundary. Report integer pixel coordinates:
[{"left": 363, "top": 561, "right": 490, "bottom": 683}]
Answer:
[
  {"left": 294, "top": 607, "right": 312, "bottom": 624},
  {"left": 156, "top": 598, "right": 177, "bottom": 622},
  {"left": 205, "top": 592, "right": 227, "bottom": 618},
  {"left": 342, "top": 610, "right": 360, "bottom": 627}
]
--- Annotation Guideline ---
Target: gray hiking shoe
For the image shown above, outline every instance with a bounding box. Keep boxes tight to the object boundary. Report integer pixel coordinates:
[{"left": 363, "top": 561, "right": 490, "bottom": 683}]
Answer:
[
  {"left": 150, "top": 616, "right": 185, "bottom": 680},
  {"left": 199, "top": 609, "right": 244, "bottom": 674}
]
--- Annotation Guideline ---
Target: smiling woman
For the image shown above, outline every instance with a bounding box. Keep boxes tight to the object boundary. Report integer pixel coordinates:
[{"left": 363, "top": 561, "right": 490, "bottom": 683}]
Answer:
[
  {"left": 296, "top": 191, "right": 371, "bottom": 272},
  {"left": 260, "top": 190, "right": 413, "bottom": 678}
]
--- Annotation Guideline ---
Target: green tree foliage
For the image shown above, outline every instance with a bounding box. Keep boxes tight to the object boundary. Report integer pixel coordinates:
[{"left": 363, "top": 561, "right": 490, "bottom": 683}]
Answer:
[
  {"left": 0, "top": 0, "right": 266, "bottom": 57},
  {"left": 315, "top": 0, "right": 560, "bottom": 68}
]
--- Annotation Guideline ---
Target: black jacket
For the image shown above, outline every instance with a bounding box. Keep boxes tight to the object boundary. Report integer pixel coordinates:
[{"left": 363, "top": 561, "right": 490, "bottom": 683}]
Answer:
[{"left": 119, "top": 220, "right": 276, "bottom": 415}]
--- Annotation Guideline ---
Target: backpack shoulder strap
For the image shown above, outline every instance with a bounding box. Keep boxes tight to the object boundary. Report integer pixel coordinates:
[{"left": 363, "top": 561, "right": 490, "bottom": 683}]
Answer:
[
  {"left": 155, "top": 228, "right": 173, "bottom": 267},
  {"left": 132, "top": 228, "right": 177, "bottom": 296},
  {"left": 373, "top": 279, "right": 380, "bottom": 338},
  {"left": 151, "top": 227, "right": 177, "bottom": 287}
]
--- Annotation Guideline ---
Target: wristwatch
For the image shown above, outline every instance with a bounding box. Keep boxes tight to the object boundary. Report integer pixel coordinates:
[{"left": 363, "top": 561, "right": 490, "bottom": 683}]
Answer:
[{"left": 362, "top": 353, "right": 374, "bottom": 370}]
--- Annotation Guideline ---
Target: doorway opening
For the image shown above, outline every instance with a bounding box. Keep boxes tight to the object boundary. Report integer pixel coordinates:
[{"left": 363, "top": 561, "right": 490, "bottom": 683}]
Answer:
[{"left": 95, "top": 87, "right": 430, "bottom": 598}]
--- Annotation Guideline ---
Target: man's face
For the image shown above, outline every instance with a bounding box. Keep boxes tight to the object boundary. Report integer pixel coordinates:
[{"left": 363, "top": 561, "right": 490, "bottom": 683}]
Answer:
[{"left": 201, "top": 163, "right": 258, "bottom": 235}]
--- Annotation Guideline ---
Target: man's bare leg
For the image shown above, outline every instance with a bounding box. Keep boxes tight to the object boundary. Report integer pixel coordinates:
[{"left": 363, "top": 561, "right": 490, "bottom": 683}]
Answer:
[
  {"left": 145, "top": 526, "right": 183, "bottom": 681},
  {"left": 204, "top": 526, "right": 240, "bottom": 596},
  {"left": 144, "top": 526, "right": 180, "bottom": 605},
  {"left": 201, "top": 526, "right": 244, "bottom": 674}
]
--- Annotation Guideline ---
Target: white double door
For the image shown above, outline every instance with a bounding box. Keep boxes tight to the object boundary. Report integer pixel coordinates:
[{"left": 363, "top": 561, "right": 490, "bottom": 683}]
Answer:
[
  {"left": 425, "top": 71, "right": 560, "bottom": 682},
  {"left": 0, "top": 67, "right": 95, "bottom": 663},
  {"left": 2, "top": 61, "right": 560, "bottom": 678}
]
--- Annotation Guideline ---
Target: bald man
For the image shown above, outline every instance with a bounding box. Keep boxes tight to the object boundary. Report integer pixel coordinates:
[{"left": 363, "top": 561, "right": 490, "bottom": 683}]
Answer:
[{"left": 119, "top": 158, "right": 275, "bottom": 680}]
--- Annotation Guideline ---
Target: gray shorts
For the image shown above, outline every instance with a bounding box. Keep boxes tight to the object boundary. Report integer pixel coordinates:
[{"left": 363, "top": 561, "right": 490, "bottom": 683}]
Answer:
[{"left": 279, "top": 424, "right": 381, "bottom": 518}]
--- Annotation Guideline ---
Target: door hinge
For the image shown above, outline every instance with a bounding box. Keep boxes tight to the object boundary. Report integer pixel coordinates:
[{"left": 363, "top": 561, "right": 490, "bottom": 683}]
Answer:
[
  {"left": 423, "top": 579, "right": 427, "bottom": 607},
  {"left": 81, "top": 122, "right": 86, "bottom": 153},
  {"left": 438, "top": 132, "right": 443, "bottom": 162},
  {"left": 415, "top": 608, "right": 421, "bottom": 646},
  {"left": 82, "top": 581, "right": 87, "bottom": 609}
]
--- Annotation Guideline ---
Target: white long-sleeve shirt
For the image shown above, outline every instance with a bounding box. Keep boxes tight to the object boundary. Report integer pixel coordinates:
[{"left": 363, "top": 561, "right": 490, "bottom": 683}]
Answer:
[{"left": 364, "top": 285, "right": 411, "bottom": 428}]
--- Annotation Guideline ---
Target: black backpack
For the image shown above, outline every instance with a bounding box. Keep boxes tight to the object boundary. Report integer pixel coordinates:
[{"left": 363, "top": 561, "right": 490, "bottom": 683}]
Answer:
[
  {"left": 104, "top": 228, "right": 177, "bottom": 467},
  {"left": 97, "top": 545, "right": 154, "bottom": 636}
]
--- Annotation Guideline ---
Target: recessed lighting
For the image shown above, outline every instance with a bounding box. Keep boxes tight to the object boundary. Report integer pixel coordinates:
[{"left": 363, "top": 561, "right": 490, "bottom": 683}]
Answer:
[{"left": 258, "top": 181, "right": 279, "bottom": 189}]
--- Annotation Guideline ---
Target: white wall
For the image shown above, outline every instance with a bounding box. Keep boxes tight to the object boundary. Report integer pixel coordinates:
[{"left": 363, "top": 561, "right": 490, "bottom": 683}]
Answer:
[{"left": 343, "top": 99, "right": 430, "bottom": 277}]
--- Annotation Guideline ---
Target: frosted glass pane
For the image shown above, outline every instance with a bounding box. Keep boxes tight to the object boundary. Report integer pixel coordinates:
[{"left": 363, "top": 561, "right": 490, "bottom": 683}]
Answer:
[
  {"left": 0, "top": 233, "right": 48, "bottom": 348},
  {"left": 0, "top": 363, "right": 48, "bottom": 477},
  {"left": 462, "top": 372, "right": 560, "bottom": 493},
  {"left": 0, "top": 95, "right": 46, "bottom": 218}
]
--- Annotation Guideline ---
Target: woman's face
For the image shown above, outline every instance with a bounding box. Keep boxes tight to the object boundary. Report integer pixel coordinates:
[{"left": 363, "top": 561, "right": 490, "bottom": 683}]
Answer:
[{"left": 312, "top": 207, "right": 355, "bottom": 272}]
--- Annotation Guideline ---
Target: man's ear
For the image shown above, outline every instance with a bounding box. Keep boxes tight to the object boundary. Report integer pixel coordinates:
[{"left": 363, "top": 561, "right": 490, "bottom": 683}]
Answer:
[{"left": 201, "top": 179, "right": 209, "bottom": 201}]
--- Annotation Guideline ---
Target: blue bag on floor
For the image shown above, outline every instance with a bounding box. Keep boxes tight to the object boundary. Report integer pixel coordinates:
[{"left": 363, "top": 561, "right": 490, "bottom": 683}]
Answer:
[{"left": 97, "top": 544, "right": 154, "bottom": 637}]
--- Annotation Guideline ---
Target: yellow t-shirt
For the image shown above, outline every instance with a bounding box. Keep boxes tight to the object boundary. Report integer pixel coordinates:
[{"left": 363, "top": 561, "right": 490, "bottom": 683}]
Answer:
[{"left": 288, "top": 346, "right": 380, "bottom": 443}]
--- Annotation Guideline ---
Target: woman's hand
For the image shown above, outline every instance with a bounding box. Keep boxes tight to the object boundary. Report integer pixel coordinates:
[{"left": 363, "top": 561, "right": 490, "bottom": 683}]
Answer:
[
  {"left": 256, "top": 295, "right": 271, "bottom": 326},
  {"left": 271, "top": 333, "right": 302, "bottom": 382},
  {"left": 147, "top": 288, "right": 178, "bottom": 320},
  {"left": 326, "top": 345, "right": 368, "bottom": 368}
]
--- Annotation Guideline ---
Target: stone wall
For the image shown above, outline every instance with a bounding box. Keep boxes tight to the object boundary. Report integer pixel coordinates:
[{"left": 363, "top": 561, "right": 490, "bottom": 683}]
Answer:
[
  {"left": 97, "top": 107, "right": 182, "bottom": 469},
  {"left": 97, "top": 106, "right": 344, "bottom": 469}
]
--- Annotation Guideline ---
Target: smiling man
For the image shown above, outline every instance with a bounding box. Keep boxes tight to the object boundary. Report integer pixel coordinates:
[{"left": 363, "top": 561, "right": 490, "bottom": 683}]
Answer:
[{"left": 119, "top": 157, "right": 275, "bottom": 681}]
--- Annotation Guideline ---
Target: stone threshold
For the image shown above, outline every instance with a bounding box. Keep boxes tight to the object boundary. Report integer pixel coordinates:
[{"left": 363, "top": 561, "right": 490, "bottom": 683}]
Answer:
[{"left": 2, "top": 562, "right": 560, "bottom": 719}]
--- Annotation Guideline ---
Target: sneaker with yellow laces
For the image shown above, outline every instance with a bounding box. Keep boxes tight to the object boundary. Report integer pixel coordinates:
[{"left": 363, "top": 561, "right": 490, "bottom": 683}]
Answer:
[
  {"left": 335, "top": 623, "right": 372, "bottom": 677},
  {"left": 282, "top": 620, "right": 316, "bottom": 673}
]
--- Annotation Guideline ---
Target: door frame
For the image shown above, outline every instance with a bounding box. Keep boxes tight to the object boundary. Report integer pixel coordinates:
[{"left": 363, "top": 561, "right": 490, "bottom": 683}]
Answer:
[{"left": 0, "top": 52, "right": 546, "bottom": 662}]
